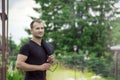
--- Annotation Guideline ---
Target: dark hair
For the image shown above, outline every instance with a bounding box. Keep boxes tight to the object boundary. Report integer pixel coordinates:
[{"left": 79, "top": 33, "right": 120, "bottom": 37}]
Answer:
[{"left": 30, "top": 20, "right": 43, "bottom": 28}]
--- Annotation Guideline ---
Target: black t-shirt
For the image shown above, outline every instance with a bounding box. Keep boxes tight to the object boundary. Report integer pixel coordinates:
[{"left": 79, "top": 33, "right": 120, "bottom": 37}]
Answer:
[{"left": 19, "top": 40, "right": 48, "bottom": 80}]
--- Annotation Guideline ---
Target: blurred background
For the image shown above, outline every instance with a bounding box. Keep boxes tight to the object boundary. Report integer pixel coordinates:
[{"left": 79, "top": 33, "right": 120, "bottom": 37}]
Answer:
[{"left": 1, "top": 0, "right": 120, "bottom": 80}]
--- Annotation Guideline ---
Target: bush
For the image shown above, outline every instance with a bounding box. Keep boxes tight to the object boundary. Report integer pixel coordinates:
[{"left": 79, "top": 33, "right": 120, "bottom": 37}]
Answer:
[
  {"left": 86, "top": 56, "right": 114, "bottom": 77},
  {"left": 7, "top": 61, "right": 24, "bottom": 80},
  {"left": 7, "top": 69, "right": 24, "bottom": 80},
  {"left": 56, "top": 51, "right": 114, "bottom": 78}
]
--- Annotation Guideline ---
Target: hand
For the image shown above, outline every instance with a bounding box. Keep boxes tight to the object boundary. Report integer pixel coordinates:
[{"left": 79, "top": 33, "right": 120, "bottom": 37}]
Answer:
[
  {"left": 47, "top": 55, "right": 55, "bottom": 64},
  {"left": 40, "top": 63, "right": 51, "bottom": 71}
]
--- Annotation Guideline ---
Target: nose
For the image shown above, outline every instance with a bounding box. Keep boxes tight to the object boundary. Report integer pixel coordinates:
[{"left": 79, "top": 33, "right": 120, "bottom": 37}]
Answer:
[{"left": 40, "top": 28, "right": 43, "bottom": 32}]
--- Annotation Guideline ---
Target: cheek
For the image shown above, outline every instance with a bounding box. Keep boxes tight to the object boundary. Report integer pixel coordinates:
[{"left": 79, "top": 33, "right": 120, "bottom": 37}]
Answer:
[
  {"left": 42, "top": 29, "right": 44, "bottom": 33},
  {"left": 32, "top": 30, "right": 39, "bottom": 34}
]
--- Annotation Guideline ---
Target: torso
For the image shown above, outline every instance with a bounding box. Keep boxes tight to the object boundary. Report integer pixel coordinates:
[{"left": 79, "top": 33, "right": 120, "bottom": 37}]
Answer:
[{"left": 20, "top": 40, "right": 48, "bottom": 80}]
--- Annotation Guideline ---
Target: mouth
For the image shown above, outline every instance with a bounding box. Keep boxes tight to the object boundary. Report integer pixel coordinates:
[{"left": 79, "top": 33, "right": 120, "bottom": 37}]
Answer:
[
  {"left": 39, "top": 32, "right": 43, "bottom": 34},
  {"left": 38, "top": 32, "right": 44, "bottom": 36}
]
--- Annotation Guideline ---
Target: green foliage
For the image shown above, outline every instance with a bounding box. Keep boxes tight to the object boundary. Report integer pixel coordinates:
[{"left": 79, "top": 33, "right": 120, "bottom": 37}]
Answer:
[
  {"left": 56, "top": 50, "right": 114, "bottom": 77},
  {"left": 9, "top": 55, "right": 16, "bottom": 61},
  {"left": 7, "top": 58, "right": 24, "bottom": 80},
  {"left": 8, "top": 35, "right": 17, "bottom": 54},
  {"left": 8, "top": 55, "right": 17, "bottom": 70},
  {"left": 32, "top": 0, "right": 115, "bottom": 57},
  {"left": 87, "top": 56, "right": 114, "bottom": 77},
  {"left": 19, "top": 37, "right": 30, "bottom": 46},
  {"left": 5, "top": 51, "right": 24, "bottom": 80},
  {"left": 16, "top": 37, "right": 30, "bottom": 53},
  {"left": 7, "top": 69, "right": 24, "bottom": 80},
  {"left": 110, "top": 18, "right": 120, "bottom": 45}
]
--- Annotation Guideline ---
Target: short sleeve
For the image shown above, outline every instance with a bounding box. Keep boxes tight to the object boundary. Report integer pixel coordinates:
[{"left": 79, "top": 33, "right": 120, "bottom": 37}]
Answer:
[{"left": 19, "top": 43, "right": 30, "bottom": 56}]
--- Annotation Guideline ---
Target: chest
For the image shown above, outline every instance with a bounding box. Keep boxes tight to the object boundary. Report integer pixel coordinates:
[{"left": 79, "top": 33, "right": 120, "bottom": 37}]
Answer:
[
  {"left": 31, "top": 45, "right": 46, "bottom": 57},
  {"left": 27, "top": 44, "right": 48, "bottom": 64}
]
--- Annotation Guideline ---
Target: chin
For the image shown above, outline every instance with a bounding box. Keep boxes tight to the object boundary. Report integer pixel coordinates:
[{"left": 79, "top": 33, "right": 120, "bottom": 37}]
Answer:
[
  {"left": 35, "top": 36, "right": 43, "bottom": 39},
  {"left": 38, "top": 37, "right": 43, "bottom": 39}
]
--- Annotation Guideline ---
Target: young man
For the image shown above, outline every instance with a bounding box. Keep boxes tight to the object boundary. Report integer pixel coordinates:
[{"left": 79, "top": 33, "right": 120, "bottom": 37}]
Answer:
[{"left": 16, "top": 20, "right": 55, "bottom": 80}]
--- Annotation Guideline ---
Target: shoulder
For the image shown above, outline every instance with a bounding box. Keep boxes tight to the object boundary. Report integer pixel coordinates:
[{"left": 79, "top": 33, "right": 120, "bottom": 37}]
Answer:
[
  {"left": 20, "top": 41, "right": 32, "bottom": 51},
  {"left": 21, "top": 41, "right": 31, "bottom": 48},
  {"left": 19, "top": 41, "right": 31, "bottom": 56}
]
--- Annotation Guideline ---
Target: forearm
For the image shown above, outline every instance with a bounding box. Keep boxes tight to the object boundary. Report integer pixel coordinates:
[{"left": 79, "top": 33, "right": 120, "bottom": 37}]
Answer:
[
  {"left": 16, "top": 61, "right": 51, "bottom": 71},
  {"left": 16, "top": 61, "right": 42, "bottom": 71},
  {"left": 16, "top": 54, "right": 51, "bottom": 71}
]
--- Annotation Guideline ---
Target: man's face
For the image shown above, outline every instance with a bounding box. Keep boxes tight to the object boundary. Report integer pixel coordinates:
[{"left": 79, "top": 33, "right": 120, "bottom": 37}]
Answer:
[{"left": 31, "top": 22, "right": 44, "bottom": 38}]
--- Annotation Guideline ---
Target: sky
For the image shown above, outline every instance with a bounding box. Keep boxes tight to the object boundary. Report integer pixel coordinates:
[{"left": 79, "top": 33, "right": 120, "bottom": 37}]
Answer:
[
  {"left": 0, "top": 0, "right": 40, "bottom": 45},
  {"left": 0, "top": 0, "right": 120, "bottom": 45}
]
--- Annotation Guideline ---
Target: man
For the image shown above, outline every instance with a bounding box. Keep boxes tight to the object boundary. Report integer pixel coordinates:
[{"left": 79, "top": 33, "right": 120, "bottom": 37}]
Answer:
[{"left": 16, "top": 20, "right": 55, "bottom": 80}]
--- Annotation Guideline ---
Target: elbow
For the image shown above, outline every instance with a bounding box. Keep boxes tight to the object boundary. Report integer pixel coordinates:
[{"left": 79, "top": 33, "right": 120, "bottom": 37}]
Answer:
[{"left": 16, "top": 61, "right": 22, "bottom": 70}]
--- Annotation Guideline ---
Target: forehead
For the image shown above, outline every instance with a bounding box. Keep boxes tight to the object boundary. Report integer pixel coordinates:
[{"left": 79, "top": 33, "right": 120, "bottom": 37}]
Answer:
[{"left": 33, "top": 22, "right": 44, "bottom": 28}]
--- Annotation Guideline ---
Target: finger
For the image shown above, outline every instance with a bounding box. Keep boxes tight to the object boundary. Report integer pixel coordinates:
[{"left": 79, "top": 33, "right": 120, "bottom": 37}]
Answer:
[{"left": 49, "top": 55, "right": 54, "bottom": 58}]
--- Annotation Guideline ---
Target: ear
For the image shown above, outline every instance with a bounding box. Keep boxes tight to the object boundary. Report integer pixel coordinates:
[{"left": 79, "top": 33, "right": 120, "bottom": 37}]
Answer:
[{"left": 30, "top": 29, "right": 33, "bottom": 34}]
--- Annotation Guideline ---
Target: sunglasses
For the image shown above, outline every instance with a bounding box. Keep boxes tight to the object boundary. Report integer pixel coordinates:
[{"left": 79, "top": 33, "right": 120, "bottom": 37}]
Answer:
[{"left": 49, "top": 62, "right": 58, "bottom": 72}]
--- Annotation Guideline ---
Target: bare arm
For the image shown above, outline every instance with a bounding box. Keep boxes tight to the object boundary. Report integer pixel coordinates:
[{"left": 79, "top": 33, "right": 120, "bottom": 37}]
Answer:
[{"left": 16, "top": 54, "right": 51, "bottom": 71}]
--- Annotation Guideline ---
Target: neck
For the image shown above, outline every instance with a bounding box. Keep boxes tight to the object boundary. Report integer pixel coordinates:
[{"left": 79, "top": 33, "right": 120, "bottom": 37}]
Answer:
[{"left": 31, "top": 37, "right": 42, "bottom": 46}]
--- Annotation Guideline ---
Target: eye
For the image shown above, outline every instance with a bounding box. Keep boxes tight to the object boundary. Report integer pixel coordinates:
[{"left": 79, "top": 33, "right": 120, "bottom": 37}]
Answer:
[
  {"left": 41, "top": 27, "right": 44, "bottom": 29},
  {"left": 36, "top": 27, "right": 40, "bottom": 30}
]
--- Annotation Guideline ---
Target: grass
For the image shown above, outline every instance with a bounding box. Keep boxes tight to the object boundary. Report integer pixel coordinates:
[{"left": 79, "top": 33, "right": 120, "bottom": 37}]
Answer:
[
  {"left": 47, "top": 63, "right": 107, "bottom": 80},
  {"left": 5, "top": 61, "right": 114, "bottom": 80}
]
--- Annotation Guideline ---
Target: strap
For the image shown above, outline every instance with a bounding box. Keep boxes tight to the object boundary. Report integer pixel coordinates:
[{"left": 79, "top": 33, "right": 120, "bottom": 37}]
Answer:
[{"left": 41, "top": 39, "right": 54, "bottom": 55}]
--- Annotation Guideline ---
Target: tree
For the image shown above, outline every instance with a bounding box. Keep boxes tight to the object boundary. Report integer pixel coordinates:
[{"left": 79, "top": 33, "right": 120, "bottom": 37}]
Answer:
[
  {"left": 111, "top": 18, "right": 120, "bottom": 45},
  {"left": 32, "top": 0, "right": 116, "bottom": 57}
]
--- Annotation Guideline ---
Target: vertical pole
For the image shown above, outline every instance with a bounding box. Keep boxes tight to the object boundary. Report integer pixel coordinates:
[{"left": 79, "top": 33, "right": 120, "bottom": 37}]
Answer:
[
  {"left": 6, "top": 0, "right": 9, "bottom": 52},
  {"left": 1, "top": 0, "right": 6, "bottom": 80},
  {"left": 6, "top": 0, "right": 9, "bottom": 63},
  {"left": 110, "top": 46, "right": 120, "bottom": 80},
  {"left": 74, "top": 56, "right": 76, "bottom": 80},
  {"left": 73, "top": 45, "right": 77, "bottom": 80},
  {"left": 114, "top": 51, "right": 118, "bottom": 80}
]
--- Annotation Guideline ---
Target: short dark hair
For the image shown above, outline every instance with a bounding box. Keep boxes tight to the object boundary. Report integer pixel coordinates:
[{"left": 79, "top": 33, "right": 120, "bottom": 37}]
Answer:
[{"left": 30, "top": 20, "right": 43, "bottom": 28}]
